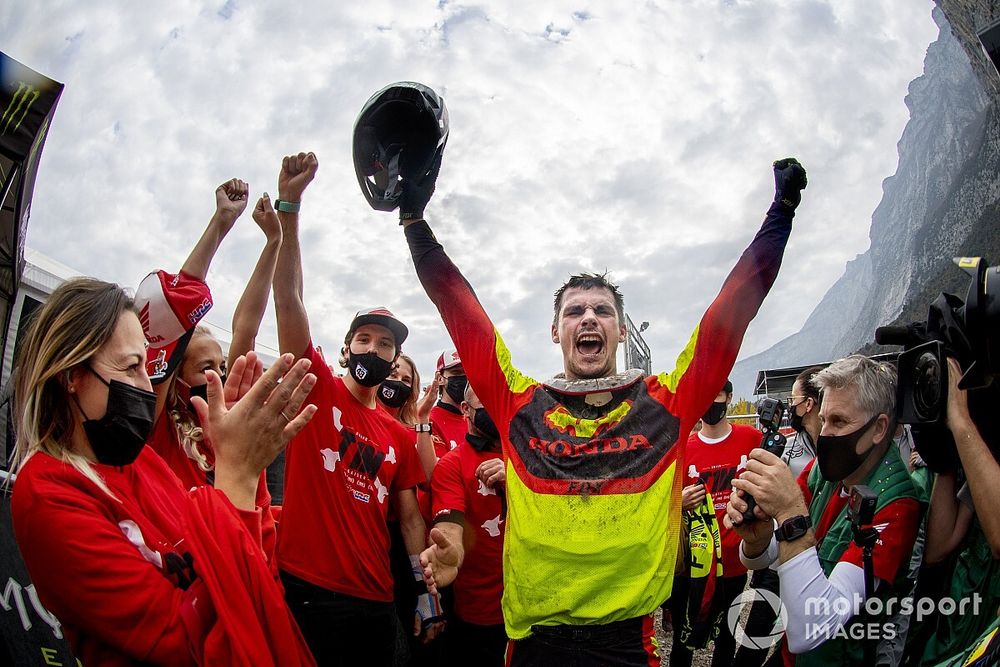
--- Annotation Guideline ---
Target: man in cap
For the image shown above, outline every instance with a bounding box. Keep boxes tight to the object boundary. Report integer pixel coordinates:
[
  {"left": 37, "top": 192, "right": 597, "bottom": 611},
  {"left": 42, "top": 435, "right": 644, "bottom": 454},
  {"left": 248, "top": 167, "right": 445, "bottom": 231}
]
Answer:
[
  {"left": 394, "top": 155, "right": 808, "bottom": 665},
  {"left": 429, "top": 349, "right": 469, "bottom": 457},
  {"left": 270, "top": 152, "right": 440, "bottom": 666}
]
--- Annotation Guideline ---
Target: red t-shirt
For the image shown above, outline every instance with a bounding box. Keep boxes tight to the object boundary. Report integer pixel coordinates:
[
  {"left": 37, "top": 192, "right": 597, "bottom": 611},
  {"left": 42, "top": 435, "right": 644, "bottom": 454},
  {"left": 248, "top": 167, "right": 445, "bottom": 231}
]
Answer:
[
  {"left": 11, "top": 447, "right": 306, "bottom": 666},
  {"left": 430, "top": 403, "right": 466, "bottom": 458},
  {"left": 431, "top": 441, "right": 505, "bottom": 626},
  {"left": 796, "top": 459, "right": 920, "bottom": 583},
  {"left": 684, "top": 423, "right": 760, "bottom": 576},
  {"left": 277, "top": 344, "right": 425, "bottom": 602}
]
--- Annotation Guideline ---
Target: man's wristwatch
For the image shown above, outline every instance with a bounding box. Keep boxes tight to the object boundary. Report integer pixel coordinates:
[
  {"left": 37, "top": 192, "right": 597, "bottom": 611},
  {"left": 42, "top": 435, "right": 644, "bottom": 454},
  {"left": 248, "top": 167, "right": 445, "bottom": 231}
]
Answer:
[
  {"left": 414, "top": 423, "right": 432, "bottom": 433},
  {"left": 775, "top": 515, "right": 812, "bottom": 542}
]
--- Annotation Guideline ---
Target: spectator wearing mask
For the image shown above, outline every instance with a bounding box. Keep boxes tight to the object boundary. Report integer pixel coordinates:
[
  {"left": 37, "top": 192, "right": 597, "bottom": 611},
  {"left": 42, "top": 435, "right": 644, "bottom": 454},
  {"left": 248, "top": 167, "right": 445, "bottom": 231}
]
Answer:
[
  {"left": 782, "top": 366, "right": 823, "bottom": 479},
  {"left": 9, "top": 278, "right": 317, "bottom": 666},
  {"left": 431, "top": 383, "right": 507, "bottom": 667},
  {"left": 270, "top": 152, "right": 438, "bottom": 666},
  {"left": 430, "top": 349, "right": 468, "bottom": 457},
  {"left": 727, "top": 355, "right": 922, "bottom": 666},
  {"left": 669, "top": 379, "right": 759, "bottom": 667}
]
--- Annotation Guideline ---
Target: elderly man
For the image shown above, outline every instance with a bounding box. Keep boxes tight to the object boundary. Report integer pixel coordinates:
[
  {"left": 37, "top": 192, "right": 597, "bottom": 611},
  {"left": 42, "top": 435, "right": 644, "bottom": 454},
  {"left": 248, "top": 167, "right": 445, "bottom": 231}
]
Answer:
[
  {"left": 727, "top": 355, "right": 922, "bottom": 666},
  {"left": 396, "top": 155, "right": 807, "bottom": 666}
]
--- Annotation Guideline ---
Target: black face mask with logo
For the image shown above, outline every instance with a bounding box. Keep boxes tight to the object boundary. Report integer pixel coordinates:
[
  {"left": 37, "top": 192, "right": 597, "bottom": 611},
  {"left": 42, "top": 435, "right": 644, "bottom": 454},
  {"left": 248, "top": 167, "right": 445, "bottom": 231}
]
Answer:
[
  {"left": 378, "top": 379, "right": 412, "bottom": 408},
  {"left": 701, "top": 401, "right": 728, "bottom": 426},
  {"left": 816, "top": 414, "right": 880, "bottom": 482},
  {"left": 348, "top": 351, "right": 394, "bottom": 387},
  {"left": 77, "top": 366, "right": 157, "bottom": 466},
  {"left": 444, "top": 375, "right": 468, "bottom": 404}
]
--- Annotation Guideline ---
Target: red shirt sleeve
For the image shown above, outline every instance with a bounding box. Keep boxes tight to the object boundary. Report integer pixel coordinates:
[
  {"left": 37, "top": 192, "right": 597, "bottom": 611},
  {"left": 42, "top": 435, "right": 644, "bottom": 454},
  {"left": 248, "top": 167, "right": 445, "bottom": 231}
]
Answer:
[
  {"left": 431, "top": 450, "right": 467, "bottom": 519},
  {"left": 12, "top": 474, "right": 200, "bottom": 664},
  {"left": 835, "top": 497, "right": 921, "bottom": 583}
]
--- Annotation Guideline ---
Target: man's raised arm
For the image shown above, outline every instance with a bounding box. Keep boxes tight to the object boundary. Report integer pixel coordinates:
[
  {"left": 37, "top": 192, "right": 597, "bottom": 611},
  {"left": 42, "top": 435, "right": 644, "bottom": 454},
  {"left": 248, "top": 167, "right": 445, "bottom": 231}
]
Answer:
[
  {"left": 272, "top": 152, "right": 318, "bottom": 357},
  {"left": 666, "top": 159, "right": 807, "bottom": 420}
]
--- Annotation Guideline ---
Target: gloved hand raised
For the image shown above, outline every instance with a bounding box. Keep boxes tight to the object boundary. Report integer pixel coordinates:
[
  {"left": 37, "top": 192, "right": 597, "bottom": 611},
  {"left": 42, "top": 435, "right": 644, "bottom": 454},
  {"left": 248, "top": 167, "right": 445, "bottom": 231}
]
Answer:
[
  {"left": 399, "top": 153, "right": 443, "bottom": 222},
  {"left": 773, "top": 157, "right": 807, "bottom": 211}
]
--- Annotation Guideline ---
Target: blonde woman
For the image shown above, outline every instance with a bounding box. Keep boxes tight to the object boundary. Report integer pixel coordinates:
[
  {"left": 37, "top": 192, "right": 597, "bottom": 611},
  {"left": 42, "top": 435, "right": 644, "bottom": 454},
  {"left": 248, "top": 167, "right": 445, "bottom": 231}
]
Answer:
[{"left": 10, "top": 278, "right": 317, "bottom": 666}]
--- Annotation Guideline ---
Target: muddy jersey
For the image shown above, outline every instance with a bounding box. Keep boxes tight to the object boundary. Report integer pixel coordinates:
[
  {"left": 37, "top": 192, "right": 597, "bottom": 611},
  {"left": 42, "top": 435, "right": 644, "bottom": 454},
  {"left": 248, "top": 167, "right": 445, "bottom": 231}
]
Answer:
[{"left": 404, "top": 200, "right": 793, "bottom": 638}]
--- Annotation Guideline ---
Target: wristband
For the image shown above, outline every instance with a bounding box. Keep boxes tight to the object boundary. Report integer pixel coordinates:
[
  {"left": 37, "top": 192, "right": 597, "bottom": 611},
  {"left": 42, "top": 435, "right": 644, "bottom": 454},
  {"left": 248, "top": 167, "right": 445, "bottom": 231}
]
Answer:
[
  {"left": 274, "top": 199, "right": 301, "bottom": 214},
  {"left": 414, "top": 423, "right": 432, "bottom": 433}
]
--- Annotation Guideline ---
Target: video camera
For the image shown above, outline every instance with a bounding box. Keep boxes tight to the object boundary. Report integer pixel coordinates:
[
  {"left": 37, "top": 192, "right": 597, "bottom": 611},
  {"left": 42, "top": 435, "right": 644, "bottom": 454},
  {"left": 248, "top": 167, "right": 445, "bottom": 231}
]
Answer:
[
  {"left": 741, "top": 397, "right": 787, "bottom": 522},
  {"left": 848, "top": 485, "right": 877, "bottom": 530},
  {"left": 874, "top": 257, "right": 1000, "bottom": 473}
]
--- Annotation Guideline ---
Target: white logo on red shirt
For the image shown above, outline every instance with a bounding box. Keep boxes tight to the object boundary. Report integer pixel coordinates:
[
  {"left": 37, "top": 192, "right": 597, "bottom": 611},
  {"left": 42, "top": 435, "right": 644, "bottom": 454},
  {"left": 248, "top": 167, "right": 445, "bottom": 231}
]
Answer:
[
  {"left": 332, "top": 406, "right": 344, "bottom": 430},
  {"left": 481, "top": 514, "right": 503, "bottom": 537},
  {"left": 477, "top": 479, "right": 496, "bottom": 497},
  {"left": 449, "top": 440, "right": 458, "bottom": 450},
  {"left": 374, "top": 476, "right": 389, "bottom": 504},
  {"left": 321, "top": 448, "right": 341, "bottom": 472},
  {"left": 385, "top": 446, "right": 396, "bottom": 465},
  {"left": 118, "top": 520, "right": 163, "bottom": 568}
]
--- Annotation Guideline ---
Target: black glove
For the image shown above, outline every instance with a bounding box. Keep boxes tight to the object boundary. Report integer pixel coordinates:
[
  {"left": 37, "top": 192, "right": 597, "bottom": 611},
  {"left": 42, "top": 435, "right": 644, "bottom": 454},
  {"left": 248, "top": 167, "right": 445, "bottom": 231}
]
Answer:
[
  {"left": 773, "top": 157, "right": 807, "bottom": 211},
  {"left": 399, "top": 153, "right": 443, "bottom": 222}
]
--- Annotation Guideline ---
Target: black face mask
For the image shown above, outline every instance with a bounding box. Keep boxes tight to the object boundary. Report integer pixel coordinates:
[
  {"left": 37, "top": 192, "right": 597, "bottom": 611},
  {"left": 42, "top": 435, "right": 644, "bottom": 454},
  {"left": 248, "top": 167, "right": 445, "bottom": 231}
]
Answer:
[
  {"left": 78, "top": 366, "right": 156, "bottom": 466},
  {"left": 701, "top": 401, "right": 728, "bottom": 426},
  {"left": 348, "top": 351, "right": 394, "bottom": 387},
  {"left": 378, "top": 379, "right": 412, "bottom": 408},
  {"left": 473, "top": 407, "right": 500, "bottom": 441},
  {"left": 789, "top": 402, "right": 805, "bottom": 432},
  {"left": 444, "top": 375, "right": 468, "bottom": 403},
  {"left": 466, "top": 433, "right": 498, "bottom": 452},
  {"left": 186, "top": 377, "right": 225, "bottom": 414},
  {"left": 816, "top": 414, "right": 880, "bottom": 482}
]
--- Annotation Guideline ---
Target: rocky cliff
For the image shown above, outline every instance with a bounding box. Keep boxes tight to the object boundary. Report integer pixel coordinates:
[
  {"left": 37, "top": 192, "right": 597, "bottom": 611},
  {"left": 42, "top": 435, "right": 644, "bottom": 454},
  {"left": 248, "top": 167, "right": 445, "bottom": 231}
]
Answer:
[{"left": 732, "top": 2, "right": 1000, "bottom": 397}]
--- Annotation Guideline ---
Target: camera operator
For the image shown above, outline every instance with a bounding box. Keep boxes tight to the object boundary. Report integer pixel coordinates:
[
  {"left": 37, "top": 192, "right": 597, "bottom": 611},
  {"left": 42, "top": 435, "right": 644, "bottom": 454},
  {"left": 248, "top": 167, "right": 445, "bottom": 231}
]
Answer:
[
  {"left": 726, "top": 355, "right": 922, "bottom": 665},
  {"left": 918, "top": 358, "right": 1000, "bottom": 665}
]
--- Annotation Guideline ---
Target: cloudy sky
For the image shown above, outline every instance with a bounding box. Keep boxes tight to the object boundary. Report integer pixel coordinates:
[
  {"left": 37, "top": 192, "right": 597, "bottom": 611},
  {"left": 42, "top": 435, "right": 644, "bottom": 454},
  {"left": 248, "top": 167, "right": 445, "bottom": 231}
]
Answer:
[{"left": 1, "top": 1, "right": 939, "bottom": 384}]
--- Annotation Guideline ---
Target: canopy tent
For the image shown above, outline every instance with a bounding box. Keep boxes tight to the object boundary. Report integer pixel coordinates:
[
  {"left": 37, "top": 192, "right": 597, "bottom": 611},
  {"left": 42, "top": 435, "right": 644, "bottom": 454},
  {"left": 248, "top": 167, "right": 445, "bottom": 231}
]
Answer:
[{"left": 0, "top": 53, "right": 62, "bottom": 386}]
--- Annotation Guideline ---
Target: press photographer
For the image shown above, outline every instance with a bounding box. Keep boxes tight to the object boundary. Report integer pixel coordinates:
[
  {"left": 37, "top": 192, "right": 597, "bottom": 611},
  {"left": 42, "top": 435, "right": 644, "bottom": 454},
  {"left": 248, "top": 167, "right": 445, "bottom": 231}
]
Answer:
[
  {"left": 726, "top": 355, "right": 922, "bottom": 666},
  {"left": 877, "top": 257, "right": 1000, "bottom": 664}
]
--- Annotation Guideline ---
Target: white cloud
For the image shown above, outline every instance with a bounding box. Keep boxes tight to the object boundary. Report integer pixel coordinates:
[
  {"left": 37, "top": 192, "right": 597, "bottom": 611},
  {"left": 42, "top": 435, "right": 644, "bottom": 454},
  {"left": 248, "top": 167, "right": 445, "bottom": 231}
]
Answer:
[{"left": 1, "top": 0, "right": 938, "bottom": 381}]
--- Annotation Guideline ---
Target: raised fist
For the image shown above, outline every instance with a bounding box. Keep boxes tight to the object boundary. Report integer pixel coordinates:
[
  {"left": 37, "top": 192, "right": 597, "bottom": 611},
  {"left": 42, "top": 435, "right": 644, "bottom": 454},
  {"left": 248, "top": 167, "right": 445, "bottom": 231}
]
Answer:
[
  {"left": 252, "top": 192, "right": 282, "bottom": 242},
  {"left": 215, "top": 178, "right": 250, "bottom": 222},
  {"left": 772, "top": 157, "right": 807, "bottom": 211},
  {"left": 278, "top": 152, "right": 319, "bottom": 202}
]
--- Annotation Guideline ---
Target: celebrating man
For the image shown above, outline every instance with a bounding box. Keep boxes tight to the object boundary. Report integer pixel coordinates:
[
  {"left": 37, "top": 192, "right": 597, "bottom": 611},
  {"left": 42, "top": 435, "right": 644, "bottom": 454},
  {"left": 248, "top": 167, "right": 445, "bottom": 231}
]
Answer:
[{"left": 399, "top": 156, "right": 807, "bottom": 665}]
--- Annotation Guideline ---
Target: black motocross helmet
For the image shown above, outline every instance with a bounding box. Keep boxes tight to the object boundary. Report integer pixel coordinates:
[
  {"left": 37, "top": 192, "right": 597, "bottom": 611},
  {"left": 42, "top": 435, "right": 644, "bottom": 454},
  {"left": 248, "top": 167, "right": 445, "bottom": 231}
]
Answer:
[{"left": 353, "top": 82, "right": 449, "bottom": 212}]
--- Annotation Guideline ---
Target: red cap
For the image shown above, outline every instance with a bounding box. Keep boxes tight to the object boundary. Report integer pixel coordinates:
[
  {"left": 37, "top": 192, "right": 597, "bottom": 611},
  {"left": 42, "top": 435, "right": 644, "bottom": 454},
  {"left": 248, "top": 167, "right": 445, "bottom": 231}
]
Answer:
[
  {"left": 348, "top": 306, "right": 408, "bottom": 346},
  {"left": 436, "top": 348, "right": 462, "bottom": 372},
  {"left": 135, "top": 270, "right": 213, "bottom": 384}
]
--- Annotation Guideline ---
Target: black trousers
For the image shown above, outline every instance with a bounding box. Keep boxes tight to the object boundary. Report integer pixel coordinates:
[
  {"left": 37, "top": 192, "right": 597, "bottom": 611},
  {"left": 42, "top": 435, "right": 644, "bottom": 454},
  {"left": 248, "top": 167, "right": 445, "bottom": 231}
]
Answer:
[
  {"left": 506, "top": 614, "right": 658, "bottom": 667},
  {"left": 666, "top": 573, "right": 748, "bottom": 667},
  {"left": 443, "top": 616, "right": 506, "bottom": 667},
  {"left": 281, "top": 570, "right": 396, "bottom": 667}
]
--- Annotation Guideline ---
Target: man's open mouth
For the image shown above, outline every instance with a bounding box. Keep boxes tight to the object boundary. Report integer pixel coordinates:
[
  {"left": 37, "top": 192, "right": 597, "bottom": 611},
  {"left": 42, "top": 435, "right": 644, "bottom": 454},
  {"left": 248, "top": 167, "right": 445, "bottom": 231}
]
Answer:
[{"left": 576, "top": 332, "right": 604, "bottom": 356}]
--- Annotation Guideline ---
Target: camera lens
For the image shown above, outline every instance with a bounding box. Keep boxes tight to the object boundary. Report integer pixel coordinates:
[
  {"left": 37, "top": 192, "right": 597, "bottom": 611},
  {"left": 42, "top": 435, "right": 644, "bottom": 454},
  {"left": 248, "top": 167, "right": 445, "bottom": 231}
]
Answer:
[{"left": 913, "top": 351, "right": 942, "bottom": 421}]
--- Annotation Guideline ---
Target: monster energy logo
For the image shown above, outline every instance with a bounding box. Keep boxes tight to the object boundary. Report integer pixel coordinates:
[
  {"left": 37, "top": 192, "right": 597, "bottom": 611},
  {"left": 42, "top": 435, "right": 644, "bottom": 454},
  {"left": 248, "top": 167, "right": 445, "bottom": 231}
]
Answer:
[{"left": 2, "top": 82, "right": 40, "bottom": 135}]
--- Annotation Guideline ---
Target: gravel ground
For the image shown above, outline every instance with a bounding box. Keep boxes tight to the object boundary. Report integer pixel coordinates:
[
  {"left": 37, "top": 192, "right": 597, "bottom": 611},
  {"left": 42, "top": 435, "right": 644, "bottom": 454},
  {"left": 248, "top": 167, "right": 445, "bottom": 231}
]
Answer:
[{"left": 655, "top": 606, "right": 716, "bottom": 667}]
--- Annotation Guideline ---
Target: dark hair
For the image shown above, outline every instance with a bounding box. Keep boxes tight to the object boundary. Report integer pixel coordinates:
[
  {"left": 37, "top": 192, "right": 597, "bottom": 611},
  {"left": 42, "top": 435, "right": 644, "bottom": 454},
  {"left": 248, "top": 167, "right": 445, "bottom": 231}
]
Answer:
[
  {"left": 795, "top": 365, "right": 825, "bottom": 404},
  {"left": 552, "top": 272, "right": 625, "bottom": 325}
]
